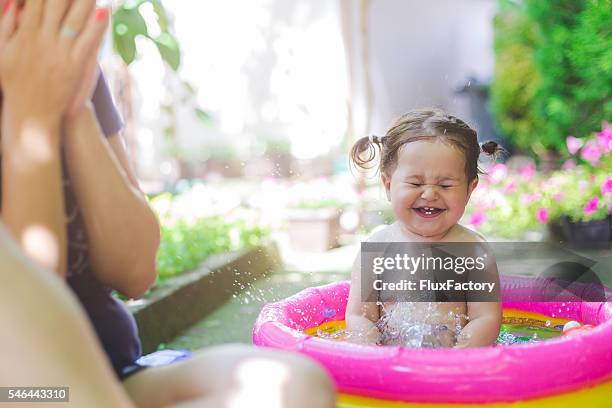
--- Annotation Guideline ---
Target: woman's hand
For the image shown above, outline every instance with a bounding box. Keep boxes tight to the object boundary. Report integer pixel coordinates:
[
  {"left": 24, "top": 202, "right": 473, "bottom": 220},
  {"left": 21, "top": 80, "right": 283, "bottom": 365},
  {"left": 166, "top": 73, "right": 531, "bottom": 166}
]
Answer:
[
  {"left": 66, "top": 6, "right": 110, "bottom": 118},
  {"left": 0, "top": 0, "right": 109, "bottom": 126}
]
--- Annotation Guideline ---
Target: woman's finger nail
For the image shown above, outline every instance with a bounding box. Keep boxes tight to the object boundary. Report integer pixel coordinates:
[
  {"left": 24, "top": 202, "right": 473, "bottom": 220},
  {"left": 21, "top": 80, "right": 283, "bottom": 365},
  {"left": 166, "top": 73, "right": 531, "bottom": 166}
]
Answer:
[
  {"left": 3, "top": 0, "right": 14, "bottom": 15},
  {"left": 95, "top": 7, "right": 109, "bottom": 22}
]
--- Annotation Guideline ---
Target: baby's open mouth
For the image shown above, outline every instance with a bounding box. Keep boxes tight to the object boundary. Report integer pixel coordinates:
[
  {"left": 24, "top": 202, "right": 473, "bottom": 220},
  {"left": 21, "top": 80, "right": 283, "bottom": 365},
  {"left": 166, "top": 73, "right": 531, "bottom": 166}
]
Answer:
[{"left": 413, "top": 206, "right": 446, "bottom": 218}]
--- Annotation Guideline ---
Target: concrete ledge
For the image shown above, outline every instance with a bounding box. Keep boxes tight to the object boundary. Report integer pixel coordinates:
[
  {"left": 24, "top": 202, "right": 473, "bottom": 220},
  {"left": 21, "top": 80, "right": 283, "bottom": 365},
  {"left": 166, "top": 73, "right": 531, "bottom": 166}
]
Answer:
[{"left": 129, "top": 242, "right": 281, "bottom": 353}]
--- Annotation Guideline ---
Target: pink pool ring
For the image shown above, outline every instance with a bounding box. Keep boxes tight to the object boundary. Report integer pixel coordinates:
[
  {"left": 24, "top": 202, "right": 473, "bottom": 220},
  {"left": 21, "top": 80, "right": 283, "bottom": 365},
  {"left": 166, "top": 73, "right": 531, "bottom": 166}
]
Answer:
[{"left": 252, "top": 275, "right": 612, "bottom": 405}]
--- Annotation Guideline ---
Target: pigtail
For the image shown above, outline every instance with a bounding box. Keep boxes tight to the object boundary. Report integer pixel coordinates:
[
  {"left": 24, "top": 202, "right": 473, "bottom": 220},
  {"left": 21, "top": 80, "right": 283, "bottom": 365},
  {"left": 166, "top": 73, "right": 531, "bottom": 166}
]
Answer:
[
  {"left": 350, "top": 135, "right": 384, "bottom": 171},
  {"left": 480, "top": 140, "right": 505, "bottom": 161}
]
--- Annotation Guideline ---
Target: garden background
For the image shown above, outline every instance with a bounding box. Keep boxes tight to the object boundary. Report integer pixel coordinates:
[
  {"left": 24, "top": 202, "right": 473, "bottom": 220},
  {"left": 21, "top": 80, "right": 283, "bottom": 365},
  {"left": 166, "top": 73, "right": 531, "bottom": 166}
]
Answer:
[{"left": 100, "top": 0, "right": 610, "bottom": 349}]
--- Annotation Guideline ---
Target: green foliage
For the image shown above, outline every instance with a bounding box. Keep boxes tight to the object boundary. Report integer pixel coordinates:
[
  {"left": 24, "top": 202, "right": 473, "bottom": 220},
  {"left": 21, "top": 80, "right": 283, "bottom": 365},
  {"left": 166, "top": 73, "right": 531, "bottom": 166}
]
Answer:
[
  {"left": 147, "top": 191, "right": 270, "bottom": 289},
  {"left": 490, "top": 1, "right": 541, "bottom": 153},
  {"left": 112, "top": 0, "right": 181, "bottom": 70},
  {"left": 526, "top": 0, "right": 611, "bottom": 151},
  {"left": 155, "top": 216, "right": 268, "bottom": 287},
  {"left": 491, "top": 0, "right": 611, "bottom": 154}
]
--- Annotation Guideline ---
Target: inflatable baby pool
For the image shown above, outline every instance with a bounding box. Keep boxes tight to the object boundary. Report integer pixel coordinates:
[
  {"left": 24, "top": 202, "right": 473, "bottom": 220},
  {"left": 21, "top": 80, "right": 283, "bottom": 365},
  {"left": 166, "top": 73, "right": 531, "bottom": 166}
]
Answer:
[{"left": 252, "top": 276, "right": 612, "bottom": 407}]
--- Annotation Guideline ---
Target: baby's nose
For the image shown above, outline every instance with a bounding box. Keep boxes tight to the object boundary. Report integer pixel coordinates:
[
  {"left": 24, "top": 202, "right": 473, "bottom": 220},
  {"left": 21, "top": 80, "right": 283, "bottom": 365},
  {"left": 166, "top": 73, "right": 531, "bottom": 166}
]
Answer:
[{"left": 420, "top": 185, "right": 439, "bottom": 200}]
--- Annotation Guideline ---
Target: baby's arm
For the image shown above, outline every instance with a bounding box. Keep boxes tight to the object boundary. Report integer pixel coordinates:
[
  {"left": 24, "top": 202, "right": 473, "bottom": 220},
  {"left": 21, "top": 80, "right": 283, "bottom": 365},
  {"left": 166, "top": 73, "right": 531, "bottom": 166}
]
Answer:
[
  {"left": 455, "top": 301, "right": 502, "bottom": 347},
  {"left": 346, "top": 254, "right": 381, "bottom": 344},
  {"left": 455, "top": 235, "right": 502, "bottom": 347}
]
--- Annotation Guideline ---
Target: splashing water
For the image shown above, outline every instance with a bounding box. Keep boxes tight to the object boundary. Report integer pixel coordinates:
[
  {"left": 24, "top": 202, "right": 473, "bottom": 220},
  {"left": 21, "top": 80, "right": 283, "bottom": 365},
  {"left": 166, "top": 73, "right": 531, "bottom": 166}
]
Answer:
[
  {"left": 375, "top": 303, "right": 468, "bottom": 348},
  {"left": 313, "top": 306, "right": 564, "bottom": 347},
  {"left": 317, "top": 302, "right": 469, "bottom": 348}
]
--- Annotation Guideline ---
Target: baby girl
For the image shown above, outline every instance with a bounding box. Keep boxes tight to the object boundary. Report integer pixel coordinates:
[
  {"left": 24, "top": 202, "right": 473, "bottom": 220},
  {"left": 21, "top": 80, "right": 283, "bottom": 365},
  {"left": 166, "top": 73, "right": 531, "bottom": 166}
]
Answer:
[{"left": 346, "top": 109, "right": 503, "bottom": 348}]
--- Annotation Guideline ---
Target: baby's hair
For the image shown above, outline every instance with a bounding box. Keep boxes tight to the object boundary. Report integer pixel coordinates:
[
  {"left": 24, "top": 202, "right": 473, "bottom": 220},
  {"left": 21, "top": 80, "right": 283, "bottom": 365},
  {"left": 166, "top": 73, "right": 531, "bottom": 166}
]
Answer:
[{"left": 349, "top": 108, "right": 504, "bottom": 181}]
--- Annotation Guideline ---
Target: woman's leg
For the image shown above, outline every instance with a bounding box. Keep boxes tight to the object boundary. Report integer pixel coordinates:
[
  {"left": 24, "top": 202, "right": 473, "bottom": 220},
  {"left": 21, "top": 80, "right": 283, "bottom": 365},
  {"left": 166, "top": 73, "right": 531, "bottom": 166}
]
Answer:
[
  {"left": 0, "top": 223, "right": 133, "bottom": 408},
  {"left": 123, "top": 344, "right": 336, "bottom": 408},
  {"left": 1, "top": 222, "right": 335, "bottom": 408}
]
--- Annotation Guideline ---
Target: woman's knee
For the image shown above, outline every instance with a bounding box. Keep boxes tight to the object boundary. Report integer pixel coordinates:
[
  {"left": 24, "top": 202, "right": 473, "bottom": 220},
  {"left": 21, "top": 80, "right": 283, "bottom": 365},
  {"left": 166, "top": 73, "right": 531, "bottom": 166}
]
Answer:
[
  {"left": 178, "top": 343, "right": 336, "bottom": 407},
  {"left": 281, "top": 352, "right": 336, "bottom": 408}
]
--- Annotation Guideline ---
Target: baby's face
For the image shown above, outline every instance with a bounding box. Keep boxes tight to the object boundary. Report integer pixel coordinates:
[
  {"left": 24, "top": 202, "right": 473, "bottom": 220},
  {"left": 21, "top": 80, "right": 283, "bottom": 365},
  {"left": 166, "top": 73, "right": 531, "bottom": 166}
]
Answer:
[{"left": 382, "top": 139, "right": 477, "bottom": 239}]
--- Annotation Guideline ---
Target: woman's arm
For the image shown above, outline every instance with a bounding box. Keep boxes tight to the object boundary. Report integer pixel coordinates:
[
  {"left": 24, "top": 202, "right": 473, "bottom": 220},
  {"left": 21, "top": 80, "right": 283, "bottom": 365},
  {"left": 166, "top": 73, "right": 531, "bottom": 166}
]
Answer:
[
  {"left": 0, "top": 0, "right": 107, "bottom": 277},
  {"left": 63, "top": 103, "right": 160, "bottom": 298},
  {"left": 1, "top": 110, "right": 66, "bottom": 276}
]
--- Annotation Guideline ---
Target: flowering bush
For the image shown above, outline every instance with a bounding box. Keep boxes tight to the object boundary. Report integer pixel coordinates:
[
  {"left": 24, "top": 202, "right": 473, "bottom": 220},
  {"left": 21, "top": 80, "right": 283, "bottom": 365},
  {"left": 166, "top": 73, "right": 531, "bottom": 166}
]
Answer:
[
  {"left": 466, "top": 124, "right": 611, "bottom": 238},
  {"left": 149, "top": 188, "right": 269, "bottom": 288}
]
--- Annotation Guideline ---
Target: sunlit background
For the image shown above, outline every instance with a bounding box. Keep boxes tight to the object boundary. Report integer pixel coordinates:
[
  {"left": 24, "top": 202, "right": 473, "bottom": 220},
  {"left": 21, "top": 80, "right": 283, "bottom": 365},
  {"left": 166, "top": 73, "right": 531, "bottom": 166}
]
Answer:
[{"left": 97, "top": 1, "right": 609, "bottom": 289}]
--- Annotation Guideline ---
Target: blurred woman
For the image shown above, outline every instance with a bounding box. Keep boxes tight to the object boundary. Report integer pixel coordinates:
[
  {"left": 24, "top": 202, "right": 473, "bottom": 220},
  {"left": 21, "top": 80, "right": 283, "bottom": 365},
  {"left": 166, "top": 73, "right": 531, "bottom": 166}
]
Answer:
[{"left": 0, "top": 1, "right": 334, "bottom": 406}]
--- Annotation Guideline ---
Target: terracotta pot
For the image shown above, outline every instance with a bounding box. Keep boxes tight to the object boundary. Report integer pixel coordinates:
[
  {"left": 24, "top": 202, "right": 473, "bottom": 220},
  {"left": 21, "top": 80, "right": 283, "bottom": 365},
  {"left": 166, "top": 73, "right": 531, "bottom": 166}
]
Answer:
[{"left": 286, "top": 208, "right": 342, "bottom": 252}]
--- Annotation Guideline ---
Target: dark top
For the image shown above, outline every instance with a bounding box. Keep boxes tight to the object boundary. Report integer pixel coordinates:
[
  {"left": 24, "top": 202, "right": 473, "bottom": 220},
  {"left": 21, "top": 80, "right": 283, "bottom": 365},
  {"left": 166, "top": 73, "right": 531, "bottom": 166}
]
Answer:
[{"left": 0, "top": 73, "right": 142, "bottom": 377}]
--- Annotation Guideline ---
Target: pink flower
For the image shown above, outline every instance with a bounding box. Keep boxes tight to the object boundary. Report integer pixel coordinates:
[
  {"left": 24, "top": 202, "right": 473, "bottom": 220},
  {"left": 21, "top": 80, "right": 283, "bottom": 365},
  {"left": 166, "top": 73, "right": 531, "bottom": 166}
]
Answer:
[
  {"left": 504, "top": 180, "right": 517, "bottom": 193},
  {"left": 488, "top": 164, "right": 508, "bottom": 184},
  {"left": 519, "top": 163, "right": 536, "bottom": 181},
  {"left": 553, "top": 192, "right": 566, "bottom": 202},
  {"left": 561, "top": 159, "right": 576, "bottom": 170},
  {"left": 469, "top": 211, "right": 486, "bottom": 227},
  {"left": 521, "top": 192, "right": 541, "bottom": 205},
  {"left": 536, "top": 208, "right": 549, "bottom": 224},
  {"left": 597, "top": 123, "right": 612, "bottom": 154},
  {"left": 583, "top": 196, "right": 599, "bottom": 217},
  {"left": 602, "top": 178, "right": 612, "bottom": 195},
  {"left": 580, "top": 140, "right": 601, "bottom": 165},
  {"left": 566, "top": 136, "right": 583, "bottom": 155}
]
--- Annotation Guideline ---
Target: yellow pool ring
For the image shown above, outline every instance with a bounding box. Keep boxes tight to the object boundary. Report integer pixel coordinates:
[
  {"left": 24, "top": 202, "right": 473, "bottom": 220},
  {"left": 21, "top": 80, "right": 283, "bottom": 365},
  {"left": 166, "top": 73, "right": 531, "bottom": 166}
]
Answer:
[{"left": 337, "top": 380, "right": 612, "bottom": 407}]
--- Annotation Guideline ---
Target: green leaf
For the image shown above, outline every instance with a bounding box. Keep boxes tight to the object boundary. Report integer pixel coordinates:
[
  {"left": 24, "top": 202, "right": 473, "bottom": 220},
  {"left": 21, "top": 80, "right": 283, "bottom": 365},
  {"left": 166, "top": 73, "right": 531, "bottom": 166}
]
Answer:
[
  {"left": 122, "top": 0, "right": 149, "bottom": 10},
  {"left": 113, "top": 32, "right": 137, "bottom": 65},
  {"left": 150, "top": 0, "right": 170, "bottom": 32},
  {"left": 194, "top": 107, "right": 213, "bottom": 125},
  {"left": 112, "top": 7, "right": 149, "bottom": 65},
  {"left": 153, "top": 32, "right": 181, "bottom": 71},
  {"left": 113, "top": 7, "right": 149, "bottom": 38}
]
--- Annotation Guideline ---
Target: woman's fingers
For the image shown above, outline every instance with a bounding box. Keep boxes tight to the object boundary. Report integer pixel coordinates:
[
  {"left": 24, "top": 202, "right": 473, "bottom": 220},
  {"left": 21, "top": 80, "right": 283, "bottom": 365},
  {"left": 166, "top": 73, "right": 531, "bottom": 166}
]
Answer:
[
  {"left": 42, "top": 0, "right": 70, "bottom": 35},
  {"left": 0, "top": 0, "right": 17, "bottom": 44},
  {"left": 18, "top": 0, "right": 44, "bottom": 34},
  {"left": 72, "top": 7, "right": 108, "bottom": 62},
  {"left": 59, "top": 0, "right": 95, "bottom": 44},
  {"left": 66, "top": 7, "right": 108, "bottom": 117}
]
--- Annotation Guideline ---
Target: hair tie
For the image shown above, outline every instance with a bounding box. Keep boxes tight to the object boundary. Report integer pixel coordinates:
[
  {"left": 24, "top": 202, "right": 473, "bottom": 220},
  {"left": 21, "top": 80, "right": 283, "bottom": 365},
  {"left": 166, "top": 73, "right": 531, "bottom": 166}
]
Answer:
[{"left": 369, "top": 135, "right": 383, "bottom": 144}]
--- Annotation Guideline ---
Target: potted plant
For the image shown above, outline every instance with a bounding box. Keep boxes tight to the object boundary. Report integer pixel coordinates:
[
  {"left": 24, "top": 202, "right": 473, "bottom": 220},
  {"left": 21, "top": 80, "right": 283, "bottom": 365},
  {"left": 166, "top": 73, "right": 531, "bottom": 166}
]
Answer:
[
  {"left": 543, "top": 127, "right": 611, "bottom": 248},
  {"left": 465, "top": 124, "right": 611, "bottom": 247},
  {"left": 284, "top": 179, "right": 356, "bottom": 252}
]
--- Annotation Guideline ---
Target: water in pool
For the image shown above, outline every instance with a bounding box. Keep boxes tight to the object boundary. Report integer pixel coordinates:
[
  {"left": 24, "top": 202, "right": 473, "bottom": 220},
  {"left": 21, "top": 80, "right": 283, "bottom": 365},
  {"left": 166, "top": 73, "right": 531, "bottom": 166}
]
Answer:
[{"left": 312, "top": 317, "right": 564, "bottom": 346}]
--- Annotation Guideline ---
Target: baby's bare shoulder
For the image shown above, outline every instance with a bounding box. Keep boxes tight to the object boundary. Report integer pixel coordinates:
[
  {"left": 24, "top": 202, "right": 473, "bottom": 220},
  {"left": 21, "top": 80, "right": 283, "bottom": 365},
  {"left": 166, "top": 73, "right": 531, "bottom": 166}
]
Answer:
[
  {"left": 447, "top": 224, "right": 487, "bottom": 242},
  {"left": 365, "top": 224, "right": 395, "bottom": 243}
]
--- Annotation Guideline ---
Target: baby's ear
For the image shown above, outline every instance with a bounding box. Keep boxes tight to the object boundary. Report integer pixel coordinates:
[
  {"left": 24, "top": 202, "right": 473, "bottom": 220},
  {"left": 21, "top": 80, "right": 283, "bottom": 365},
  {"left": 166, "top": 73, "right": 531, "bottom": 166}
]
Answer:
[
  {"left": 381, "top": 173, "right": 391, "bottom": 201},
  {"left": 467, "top": 177, "right": 479, "bottom": 201}
]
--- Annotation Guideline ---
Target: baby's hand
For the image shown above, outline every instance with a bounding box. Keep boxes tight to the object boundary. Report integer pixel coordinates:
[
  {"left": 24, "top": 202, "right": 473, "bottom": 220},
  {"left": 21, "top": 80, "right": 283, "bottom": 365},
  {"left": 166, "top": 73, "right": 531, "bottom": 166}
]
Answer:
[
  {"left": 424, "top": 325, "right": 457, "bottom": 348},
  {"left": 345, "top": 314, "right": 382, "bottom": 345},
  {"left": 346, "top": 327, "right": 381, "bottom": 345},
  {"left": 454, "top": 303, "right": 502, "bottom": 348}
]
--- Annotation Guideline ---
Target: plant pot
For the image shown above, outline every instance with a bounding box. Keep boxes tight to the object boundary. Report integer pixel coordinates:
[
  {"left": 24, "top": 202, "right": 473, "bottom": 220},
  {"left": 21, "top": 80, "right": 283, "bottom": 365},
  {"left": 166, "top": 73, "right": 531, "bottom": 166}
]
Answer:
[
  {"left": 286, "top": 208, "right": 342, "bottom": 252},
  {"left": 549, "top": 215, "right": 611, "bottom": 249}
]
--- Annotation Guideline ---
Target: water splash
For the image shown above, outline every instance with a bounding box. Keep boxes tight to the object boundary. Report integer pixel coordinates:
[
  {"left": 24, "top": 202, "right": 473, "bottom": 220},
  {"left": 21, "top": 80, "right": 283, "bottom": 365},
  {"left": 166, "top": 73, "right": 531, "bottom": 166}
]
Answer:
[{"left": 375, "top": 303, "right": 467, "bottom": 348}]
